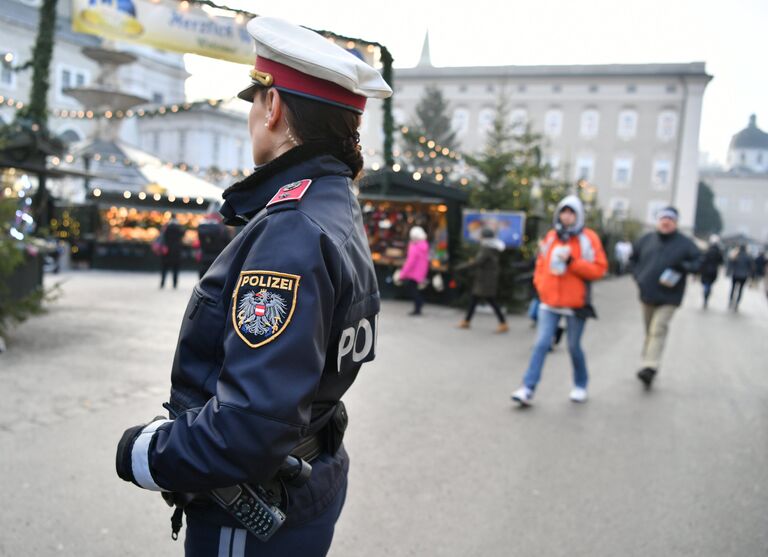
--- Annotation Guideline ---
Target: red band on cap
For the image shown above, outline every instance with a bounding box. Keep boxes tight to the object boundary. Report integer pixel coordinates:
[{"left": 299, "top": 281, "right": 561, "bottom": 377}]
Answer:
[{"left": 255, "top": 58, "right": 366, "bottom": 112}]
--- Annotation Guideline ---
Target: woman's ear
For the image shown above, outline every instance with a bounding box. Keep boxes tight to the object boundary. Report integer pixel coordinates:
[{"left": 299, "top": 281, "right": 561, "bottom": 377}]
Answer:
[{"left": 265, "top": 89, "right": 282, "bottom": 130}]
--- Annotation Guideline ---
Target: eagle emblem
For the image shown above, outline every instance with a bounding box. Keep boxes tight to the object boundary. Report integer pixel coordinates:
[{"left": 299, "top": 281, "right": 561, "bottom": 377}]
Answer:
[{"left": 232, "top": 270, "right": 301, "bottom": 348}]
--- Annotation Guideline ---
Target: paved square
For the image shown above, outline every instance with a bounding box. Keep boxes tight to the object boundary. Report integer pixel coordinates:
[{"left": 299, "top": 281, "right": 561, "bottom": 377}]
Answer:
[{"left": 1, "top": 271, "right": 766, "bottom": 556}]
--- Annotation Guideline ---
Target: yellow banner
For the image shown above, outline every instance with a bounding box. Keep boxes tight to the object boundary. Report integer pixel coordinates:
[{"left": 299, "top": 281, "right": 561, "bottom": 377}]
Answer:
[{"left": 71, "top": 0, "right": 254, "bottom": 64}]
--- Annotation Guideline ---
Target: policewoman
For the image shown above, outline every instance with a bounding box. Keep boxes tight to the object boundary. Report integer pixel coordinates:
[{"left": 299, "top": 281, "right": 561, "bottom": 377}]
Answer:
[{"left": 115, "top": 17, "right": 391, "bottom": 556}]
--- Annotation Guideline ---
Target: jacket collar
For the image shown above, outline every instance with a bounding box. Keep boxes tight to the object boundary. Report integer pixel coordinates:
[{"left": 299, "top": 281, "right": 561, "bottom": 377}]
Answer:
[{"left": 220, "top": 143, "right": 352, "bottom": 224}]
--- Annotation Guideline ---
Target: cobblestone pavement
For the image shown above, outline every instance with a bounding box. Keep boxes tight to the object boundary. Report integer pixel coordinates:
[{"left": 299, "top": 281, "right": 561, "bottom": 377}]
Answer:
[{"left": 1, "top": 270, "right": 766, "bottom": 556}]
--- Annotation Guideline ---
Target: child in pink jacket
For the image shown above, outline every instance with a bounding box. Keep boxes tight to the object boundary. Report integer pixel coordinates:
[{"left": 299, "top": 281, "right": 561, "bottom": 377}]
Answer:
[{"left": 399, "top": 226, "right": 430, "bottom": 315}]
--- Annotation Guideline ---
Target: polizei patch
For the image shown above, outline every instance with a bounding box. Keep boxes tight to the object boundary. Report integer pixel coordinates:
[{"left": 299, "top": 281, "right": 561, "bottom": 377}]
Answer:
[{"left": 232, "top": 270, "right": 301, "bottom": 348}]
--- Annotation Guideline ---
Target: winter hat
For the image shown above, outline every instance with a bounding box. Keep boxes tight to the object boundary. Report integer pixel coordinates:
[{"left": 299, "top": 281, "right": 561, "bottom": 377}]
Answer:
[
  {"left": 656, "top": 206, "right": 679, "bottom": 221},
  {"left": 409, "top": 226, "right": 427, "bottom": 241}
]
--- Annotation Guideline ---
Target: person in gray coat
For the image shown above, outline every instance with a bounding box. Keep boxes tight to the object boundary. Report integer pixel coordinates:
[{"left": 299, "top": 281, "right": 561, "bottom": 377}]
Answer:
[
  {"left": 457, "top": 228, "right": 508, "bottom": 333},
  {"left": 727, "top": 245, "right": 753, "bottom": 311},
  {"left": 629, "top": 206, "right": 700, "bottom": 388}
]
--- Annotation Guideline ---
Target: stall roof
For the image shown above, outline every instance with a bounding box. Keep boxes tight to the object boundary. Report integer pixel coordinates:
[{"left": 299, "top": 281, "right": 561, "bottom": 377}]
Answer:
[
  {"left": 68, "top": 140, "right": 224, "bottom": 201},
  {"left": 121, "top": 144, "right": 224, "bottom": 201},
  {"left": 359, "top": 170, "right": 469, "bottom": 203}
]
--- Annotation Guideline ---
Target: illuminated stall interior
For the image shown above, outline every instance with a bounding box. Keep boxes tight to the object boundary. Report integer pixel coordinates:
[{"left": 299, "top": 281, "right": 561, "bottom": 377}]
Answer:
[
  {"left": 357, "top": 170, "right": 469, "bottom": 300},
  {"left": 361, "top": 199, "right": 450, "bottom": 271}
]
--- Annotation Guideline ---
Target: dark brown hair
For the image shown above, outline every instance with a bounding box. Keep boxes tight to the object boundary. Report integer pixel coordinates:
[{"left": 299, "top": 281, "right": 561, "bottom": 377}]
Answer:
[{"left": 256, "top": 87, "right": 364, "bottom": 179}]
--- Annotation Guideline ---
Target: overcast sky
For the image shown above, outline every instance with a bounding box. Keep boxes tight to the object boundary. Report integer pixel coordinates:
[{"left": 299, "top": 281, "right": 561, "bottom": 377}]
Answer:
[{"left": 185, "top": 0, "right": 768, "bottom": 164}]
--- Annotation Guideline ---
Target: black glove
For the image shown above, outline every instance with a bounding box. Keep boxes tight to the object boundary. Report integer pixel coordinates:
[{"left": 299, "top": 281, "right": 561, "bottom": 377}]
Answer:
[{"left": 116, "top": 416, "right": 166, "bottom": 486}]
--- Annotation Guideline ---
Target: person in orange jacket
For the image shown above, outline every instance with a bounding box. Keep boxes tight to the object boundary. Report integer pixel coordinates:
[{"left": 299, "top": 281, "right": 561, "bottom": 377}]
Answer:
[{"left": 512, "top": 195, "right": 607, "bottom": 406}]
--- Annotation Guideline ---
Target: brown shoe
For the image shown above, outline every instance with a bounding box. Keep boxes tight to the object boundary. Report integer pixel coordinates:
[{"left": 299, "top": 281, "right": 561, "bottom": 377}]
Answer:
[
  {"left": 457, "top": 320, "right": 470, "bottom": 329},
  {"left": 495, "top": 323, "right": 509, "bottom": 334}
]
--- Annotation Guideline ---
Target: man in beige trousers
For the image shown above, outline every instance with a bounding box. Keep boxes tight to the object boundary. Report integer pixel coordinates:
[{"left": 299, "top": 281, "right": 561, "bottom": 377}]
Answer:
[{"left": 629, "top": 207, "right": 701, "bottom": 388}]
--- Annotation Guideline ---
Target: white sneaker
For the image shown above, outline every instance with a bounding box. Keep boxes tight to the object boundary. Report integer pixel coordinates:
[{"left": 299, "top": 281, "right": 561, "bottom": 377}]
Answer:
[
  {"left": 511, "top": 386, "right": 534, "bottom": 406},
  {"left": 569, "top": 387, "right": 588, "bottom": 403}
]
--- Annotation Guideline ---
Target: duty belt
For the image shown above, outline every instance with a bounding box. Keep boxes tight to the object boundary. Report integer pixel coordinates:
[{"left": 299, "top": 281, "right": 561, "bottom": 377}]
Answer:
[{"left": 291, "top": 433, "right": 323, "bottom": 462}]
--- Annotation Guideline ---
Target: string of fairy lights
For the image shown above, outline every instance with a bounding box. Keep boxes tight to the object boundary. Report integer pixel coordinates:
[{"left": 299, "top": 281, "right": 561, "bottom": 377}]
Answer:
[
  {"left": 2, "top": 92, "right": 471, "bottom": 185},
  {"left": 0, "top": 94, "right": 230, "bottom": 121}
]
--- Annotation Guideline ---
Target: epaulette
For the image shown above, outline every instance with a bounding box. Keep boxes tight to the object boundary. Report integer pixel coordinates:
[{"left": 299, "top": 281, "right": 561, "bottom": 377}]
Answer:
[{"left": 266, "top": 179, "right": 313, "bottom": 208}]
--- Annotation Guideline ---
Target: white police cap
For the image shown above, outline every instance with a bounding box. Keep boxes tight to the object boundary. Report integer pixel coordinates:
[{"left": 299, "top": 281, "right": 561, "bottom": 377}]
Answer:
[{"left": 237, "top": 17, "right": 393, "bottom": 113}]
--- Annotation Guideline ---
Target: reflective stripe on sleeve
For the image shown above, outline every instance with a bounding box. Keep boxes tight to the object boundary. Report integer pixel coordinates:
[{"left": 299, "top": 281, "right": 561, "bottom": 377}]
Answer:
[{"left": 131, "top": 419, "right": 172, "bottom": 491}]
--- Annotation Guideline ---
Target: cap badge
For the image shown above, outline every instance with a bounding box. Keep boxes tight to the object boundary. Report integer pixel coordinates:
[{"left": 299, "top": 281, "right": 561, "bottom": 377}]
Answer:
[{"left": 249, "top": 68, "right": 274, "bottom": 87}]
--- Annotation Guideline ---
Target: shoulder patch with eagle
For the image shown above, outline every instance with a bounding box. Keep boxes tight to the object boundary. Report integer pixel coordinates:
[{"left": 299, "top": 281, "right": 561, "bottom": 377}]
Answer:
[{"left": 232, "top": 270, "right": 301, "bottom": 348}]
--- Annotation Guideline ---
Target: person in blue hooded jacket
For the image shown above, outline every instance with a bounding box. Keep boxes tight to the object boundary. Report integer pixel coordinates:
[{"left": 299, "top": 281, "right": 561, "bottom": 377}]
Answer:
[{"left": 115, "top": 17, "right": 392, "bottom": 557}]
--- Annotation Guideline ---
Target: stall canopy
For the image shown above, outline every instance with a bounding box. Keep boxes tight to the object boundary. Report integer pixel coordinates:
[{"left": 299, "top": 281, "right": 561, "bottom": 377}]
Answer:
[{"left": 68, "top": 139, "right": 224, "bottom": 202}]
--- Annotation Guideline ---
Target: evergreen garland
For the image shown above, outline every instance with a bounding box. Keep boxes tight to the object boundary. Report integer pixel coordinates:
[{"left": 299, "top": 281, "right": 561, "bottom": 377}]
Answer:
[{"left": 16, "top": 0, "right": 58, "bottom": 126}]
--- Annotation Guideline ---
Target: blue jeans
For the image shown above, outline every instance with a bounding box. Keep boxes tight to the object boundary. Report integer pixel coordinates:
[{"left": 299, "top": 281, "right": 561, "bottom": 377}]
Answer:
[
  {"left": 527, "top": 296, "right": 540, "bottom": 323},
  {"left": 523, "top": 307, "right": 588, "bottom": 390}
]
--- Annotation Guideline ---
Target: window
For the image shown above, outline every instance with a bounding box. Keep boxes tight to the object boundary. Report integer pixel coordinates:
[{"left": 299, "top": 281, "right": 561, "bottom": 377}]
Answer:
[
  {"left": 510, "top": 107, "right": 527, "bottom": 135},
  {"left": 575, "top": 155, "right": 595, "bottom": 182},
  {"left": 517, "top": 84, "right": 527, "bottom": 93},
  {"left": 57, "top": 65, "right": 89, "bottom": 98},
  {"left": 1, "top": 49, "right": 17, "bottom": 89},
  {"left": 392, "top": 107, "right": 406, "bottom": 126},
  {"left": 458, "top": 84, "right": 467, "bottom": 93},
  {"left": 152, "top": 92, "right": 164, "bottom": 104},
  {"left": 478, "top": 107, "right": 495, "bottom": 135},
  {"left": 739, "top": 198, "right": 753, "bottom": 213},
  {"left": 757, "top": 152, "right": 764, "bottom": 164},
  {"left": 609, "top": 198, "right": 630, "bottom": 219},
  {"left": 666, "top": 84, "right": 677, "bottom": 93},
  {"left": 714, "top": 196, "right": 728, "bottom": 211},
  {"left": 544, "top": 109, "right": 563, "bottom": 138},
  {"left": 552, "top": 84, "right": 562, "bottom": 93},
  {"left": 486, "top": 84, "right": 495, "bottom": 93},
  {"left": 613, "top": 157, "right": 633, "bottom": 186},
  {"left": 451, "top": 107, "right": 469, "bottom": 135},
  {"left": 212, "top": 134, "right": 220, "bottom": 163},
  {"left": 657, "top": 110, "right": 677, "bottom": 142},
  {"left": 179, "top": 131, "right": 187, "bottom": 162},
  {"left": 580, "top": 109, "right": 600, "bottom": 138},
  {"left": 545, "top": 153, "right": 561, "bottom": 179},
  {"left": 652, "top": 159, "right": 672, "bottom": 189},
  {"left": 627, "top": 84, "right": 637, "bottom": 93},
  {"left": 152, "top": 132, "right": 160, "bottom": 153},
  {"left": 588, "top": 84, "right": 599, "bottom": 93},
  {"left": 617, "top": 109, "right": 638, "bottom": 139}
]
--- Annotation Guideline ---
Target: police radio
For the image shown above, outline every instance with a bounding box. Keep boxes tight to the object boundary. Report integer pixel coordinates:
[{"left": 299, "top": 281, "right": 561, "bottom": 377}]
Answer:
[
  {"left": 210, "top": 483, "right": 285, "bottom": 541},
  {"left": 208, "top": 455, "right": 312, "bottom": 542}
]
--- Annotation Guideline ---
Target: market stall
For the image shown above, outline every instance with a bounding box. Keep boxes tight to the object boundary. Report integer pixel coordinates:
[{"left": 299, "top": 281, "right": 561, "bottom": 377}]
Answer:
[
  {"left": 357, "top": 170, "right": 469, "bottom": 300},
  {"left": 58, "top": 140, "right": 225, "bottom": 269}
]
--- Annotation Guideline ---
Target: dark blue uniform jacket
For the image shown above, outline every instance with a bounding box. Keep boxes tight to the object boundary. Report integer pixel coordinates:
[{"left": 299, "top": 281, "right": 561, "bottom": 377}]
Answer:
[{"left": 147, "top": 147, "right": 380, "bottom": 526}]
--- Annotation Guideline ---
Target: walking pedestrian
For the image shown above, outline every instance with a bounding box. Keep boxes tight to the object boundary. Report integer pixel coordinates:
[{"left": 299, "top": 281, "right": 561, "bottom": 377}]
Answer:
[
  {"left": 700, "top": 234, "right": 723, "bottom": 309},
  {"left": 751, "top": 250, "right": 765, "bottom": 289},
  {"left": 456, "top": 228, "right": 508, "bottom": 333},
  {"left": 614, "top": 238, "right": 633, "bottom": 276},
  {"left": 629, "top": 206, "right": 700, "bottom": 388},
  {"left": 511, "top": 195, "right": 607, "bottom": 406},
  {"left": 195, "top": 215, "right": 231, "bottom": 278},
  {"left": 398, "top": 226, "right": 430, "bottom": 316},
  {"left": 116, "top": 17, "right": 391, "bottom": 557},
  {"left": 160, "top": 214, "right": 184, "bottom": 289},
  {"left": 727, "top": 244, "right": 753, "bottom": 311}
]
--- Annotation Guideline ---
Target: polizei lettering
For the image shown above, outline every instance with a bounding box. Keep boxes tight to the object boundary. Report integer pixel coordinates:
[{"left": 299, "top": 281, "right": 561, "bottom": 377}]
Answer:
[
  {"left": 337, "top": 315, "right": 378, "bottom": 373},
  {"left": 240, "top": 275, "right": 295, "bottom": 291}
]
